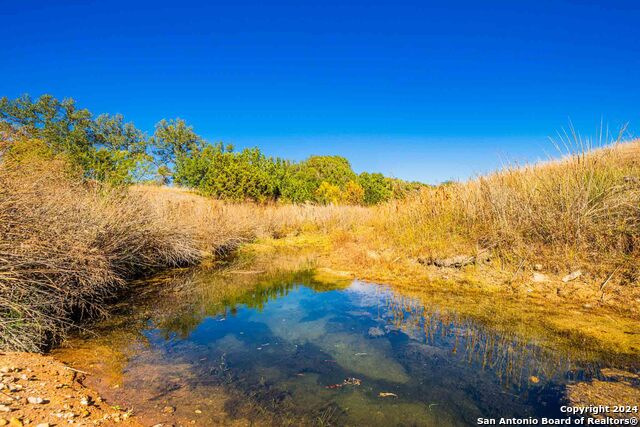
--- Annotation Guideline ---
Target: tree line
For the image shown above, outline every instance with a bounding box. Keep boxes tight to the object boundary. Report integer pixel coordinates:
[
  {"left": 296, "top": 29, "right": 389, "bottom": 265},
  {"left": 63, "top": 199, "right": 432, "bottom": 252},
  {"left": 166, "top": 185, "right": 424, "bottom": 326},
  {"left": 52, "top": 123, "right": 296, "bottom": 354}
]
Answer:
[{"left": 0, "top": 94, "right": 425, "bottom": 204}]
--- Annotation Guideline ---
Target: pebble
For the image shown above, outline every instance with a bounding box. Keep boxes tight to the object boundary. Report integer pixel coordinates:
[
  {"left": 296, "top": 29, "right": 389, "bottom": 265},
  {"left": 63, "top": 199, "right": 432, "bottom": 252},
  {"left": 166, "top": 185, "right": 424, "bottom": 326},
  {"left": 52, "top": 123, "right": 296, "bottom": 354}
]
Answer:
[
  {"left": 532, "top": 272, "right": 548, "bottom": 283},
  {"left": 0, "top": 406, "right": 10, "bottom": 413},
  {"left": 36, "top": 424, "right": 50, "bottom": 427},
  {"left": 162, "top": 406, "right": 175, "bottom": 414},
  {"left": 562, "top": 270, "right": 582, "bottom": 283},
  {"left": 26, "top": 397, "right": 45, "bottom": 405}
]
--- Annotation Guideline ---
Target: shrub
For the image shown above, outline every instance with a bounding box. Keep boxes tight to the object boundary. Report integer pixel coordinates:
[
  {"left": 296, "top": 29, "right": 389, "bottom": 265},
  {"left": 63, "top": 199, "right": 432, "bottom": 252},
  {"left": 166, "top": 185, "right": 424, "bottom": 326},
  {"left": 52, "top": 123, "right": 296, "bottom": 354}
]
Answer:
[{"left": 0, "top": 134, "right": 199, "bottom": 351}]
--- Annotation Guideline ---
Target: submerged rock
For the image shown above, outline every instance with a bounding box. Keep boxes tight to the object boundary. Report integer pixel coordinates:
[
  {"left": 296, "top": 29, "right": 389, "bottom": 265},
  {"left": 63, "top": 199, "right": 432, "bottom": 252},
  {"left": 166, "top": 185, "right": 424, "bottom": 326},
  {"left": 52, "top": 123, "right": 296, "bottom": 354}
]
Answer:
[
  {"left": 600, "top": 368, "right": 639, "bottom": 381},
  {"left": 367, "top": 327, "right": 385, "bottom": 338}
]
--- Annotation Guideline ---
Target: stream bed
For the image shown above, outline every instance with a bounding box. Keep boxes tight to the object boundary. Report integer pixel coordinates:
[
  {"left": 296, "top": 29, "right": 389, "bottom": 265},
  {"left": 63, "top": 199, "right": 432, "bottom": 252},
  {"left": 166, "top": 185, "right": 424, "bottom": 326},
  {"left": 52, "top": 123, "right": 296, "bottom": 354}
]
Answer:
[{"left": 55, "top": 267, "right": 639, "bottom": 426}]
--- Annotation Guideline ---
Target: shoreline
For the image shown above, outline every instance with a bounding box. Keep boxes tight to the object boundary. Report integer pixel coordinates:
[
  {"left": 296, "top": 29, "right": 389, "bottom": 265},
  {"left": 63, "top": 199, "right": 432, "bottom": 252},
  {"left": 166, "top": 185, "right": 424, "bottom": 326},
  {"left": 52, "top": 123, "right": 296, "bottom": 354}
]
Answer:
[
  {"left": 0, "top": 352, "right": 141, "bottom": 426},
  {"left": 3, "top": 245, "right": 638, "bottom": 426},
  {"left": 243, "top": 234, "right": 640, "bottom": 359}
]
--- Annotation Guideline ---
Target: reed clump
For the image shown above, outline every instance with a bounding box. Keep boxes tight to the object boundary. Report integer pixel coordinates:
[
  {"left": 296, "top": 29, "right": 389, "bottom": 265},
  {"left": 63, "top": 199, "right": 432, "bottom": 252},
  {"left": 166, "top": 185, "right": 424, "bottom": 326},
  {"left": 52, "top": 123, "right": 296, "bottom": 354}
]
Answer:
[{"left": 0, "top": 137, "right": 199, "bottom": 352}]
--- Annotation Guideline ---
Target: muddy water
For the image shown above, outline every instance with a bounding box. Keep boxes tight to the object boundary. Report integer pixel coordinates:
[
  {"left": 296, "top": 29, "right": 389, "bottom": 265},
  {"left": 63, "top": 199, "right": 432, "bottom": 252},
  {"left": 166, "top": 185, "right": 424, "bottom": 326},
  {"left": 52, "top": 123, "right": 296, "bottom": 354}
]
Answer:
[{"left": 55, "top": 267, "right": 639, "bottom": 426}]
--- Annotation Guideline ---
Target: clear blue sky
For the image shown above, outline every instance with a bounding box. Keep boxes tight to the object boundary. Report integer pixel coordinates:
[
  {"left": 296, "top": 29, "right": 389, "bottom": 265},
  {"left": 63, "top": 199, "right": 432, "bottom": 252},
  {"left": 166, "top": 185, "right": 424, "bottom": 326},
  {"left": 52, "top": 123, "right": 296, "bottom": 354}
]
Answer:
[{"left": 2, "top": 1, "right": 639, "bottom": 183}]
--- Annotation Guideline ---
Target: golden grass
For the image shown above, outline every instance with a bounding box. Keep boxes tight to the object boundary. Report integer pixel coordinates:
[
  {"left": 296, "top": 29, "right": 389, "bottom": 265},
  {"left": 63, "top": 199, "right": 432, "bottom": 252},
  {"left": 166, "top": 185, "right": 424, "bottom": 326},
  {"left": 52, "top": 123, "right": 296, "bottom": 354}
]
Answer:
[
  {"left": 131, "top": 184, "right": 369, "bottom": 255},
  {"left": 237, "top": 138, "right": 640, "bottom": 356},
  {"left": 374, "top": 139, "right": 640, "bottom": 276},
  {"left": 133, "top": 137, "right": 640, "bottom": 302}
]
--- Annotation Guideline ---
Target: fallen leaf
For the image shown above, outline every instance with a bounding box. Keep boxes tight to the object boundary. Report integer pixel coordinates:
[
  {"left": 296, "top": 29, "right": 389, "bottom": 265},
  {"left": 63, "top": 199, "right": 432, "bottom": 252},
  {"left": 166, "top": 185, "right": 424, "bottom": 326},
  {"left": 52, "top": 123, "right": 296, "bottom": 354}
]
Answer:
[{"left": 378, "top": 392, "right": 398, "bottom": 398}]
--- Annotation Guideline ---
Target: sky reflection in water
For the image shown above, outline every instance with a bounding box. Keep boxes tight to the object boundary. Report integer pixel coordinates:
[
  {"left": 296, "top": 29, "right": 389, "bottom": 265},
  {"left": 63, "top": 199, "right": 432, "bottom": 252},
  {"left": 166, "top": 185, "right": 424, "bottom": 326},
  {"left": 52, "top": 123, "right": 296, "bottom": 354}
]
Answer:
[{"left": 108, "top": 272, "right": 607, "bottom": 426}]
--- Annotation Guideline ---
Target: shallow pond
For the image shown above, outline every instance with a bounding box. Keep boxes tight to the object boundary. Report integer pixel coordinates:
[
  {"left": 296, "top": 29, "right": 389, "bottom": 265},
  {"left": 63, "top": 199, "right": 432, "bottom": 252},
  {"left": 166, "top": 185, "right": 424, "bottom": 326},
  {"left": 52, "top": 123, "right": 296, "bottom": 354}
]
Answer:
[{"left": 56, "top": 267, "right": 639, "bottom": 426}]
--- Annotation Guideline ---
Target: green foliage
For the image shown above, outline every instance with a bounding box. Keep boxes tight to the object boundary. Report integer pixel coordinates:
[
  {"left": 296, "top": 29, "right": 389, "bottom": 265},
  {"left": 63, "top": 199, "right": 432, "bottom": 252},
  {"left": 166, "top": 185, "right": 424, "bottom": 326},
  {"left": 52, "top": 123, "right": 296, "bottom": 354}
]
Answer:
[
  {"left": 280, "top": 156, "right": 357, "bottom": 203},
  {"left": 151, "top": 118, "right": 203, "bottom": 169},
  {"left": 174, "top": 143, "right": 287, "bottom": 202},
  {"left": 1, "top": 94, "right": 424, "bottom": 204},
  {"left": 93, "top": 114, "right": 153, "bottom": 183},
  {"left": 0, "top": 94, "right": 150, "bottom": 185},
  {"left": 358, "top": 172, "right": 392, "bottom": 205}
]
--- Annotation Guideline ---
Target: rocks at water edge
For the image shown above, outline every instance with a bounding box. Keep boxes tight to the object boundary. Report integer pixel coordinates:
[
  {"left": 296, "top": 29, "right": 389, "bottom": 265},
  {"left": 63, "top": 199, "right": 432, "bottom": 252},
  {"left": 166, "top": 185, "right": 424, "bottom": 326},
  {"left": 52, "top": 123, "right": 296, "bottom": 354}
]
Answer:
[{"left": 417, "top": 250, "right": 491, "bottom": 269}]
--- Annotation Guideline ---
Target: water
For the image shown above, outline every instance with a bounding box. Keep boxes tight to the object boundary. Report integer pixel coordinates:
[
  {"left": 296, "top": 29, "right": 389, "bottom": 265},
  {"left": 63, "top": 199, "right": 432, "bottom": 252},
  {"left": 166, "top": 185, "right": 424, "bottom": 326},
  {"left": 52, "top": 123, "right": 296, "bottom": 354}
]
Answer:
[{"left": 56, "top": 267, "right": 638, "bottom": 426}]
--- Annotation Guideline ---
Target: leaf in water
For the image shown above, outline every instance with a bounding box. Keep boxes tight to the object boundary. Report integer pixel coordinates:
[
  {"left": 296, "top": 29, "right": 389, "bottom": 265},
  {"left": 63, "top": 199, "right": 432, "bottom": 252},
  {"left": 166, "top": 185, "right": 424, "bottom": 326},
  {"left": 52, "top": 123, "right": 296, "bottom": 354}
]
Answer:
[{"left": 379, "top": 392, "right": 398, "bottom": 398}]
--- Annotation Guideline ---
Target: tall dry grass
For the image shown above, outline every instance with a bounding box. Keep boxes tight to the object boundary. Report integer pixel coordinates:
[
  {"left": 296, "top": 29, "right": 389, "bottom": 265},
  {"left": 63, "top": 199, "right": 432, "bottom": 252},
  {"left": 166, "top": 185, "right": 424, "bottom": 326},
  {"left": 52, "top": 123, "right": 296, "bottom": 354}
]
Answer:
[
  {"left": 0, "top": 143, "right": 199, "bottom": 351},
  {"left": 375, "top": 137, "right": 640, "bottom": 277},
  {"left": 131, "top": 184, "right": 369, "bottom": 255}
]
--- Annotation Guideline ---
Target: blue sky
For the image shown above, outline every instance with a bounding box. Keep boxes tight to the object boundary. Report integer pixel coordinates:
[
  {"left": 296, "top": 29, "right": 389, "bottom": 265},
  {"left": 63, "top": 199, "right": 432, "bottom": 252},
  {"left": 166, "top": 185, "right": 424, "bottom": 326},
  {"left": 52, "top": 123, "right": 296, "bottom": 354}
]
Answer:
[{"left": 1, "top": 0, "right": 639, "bottom": 183}]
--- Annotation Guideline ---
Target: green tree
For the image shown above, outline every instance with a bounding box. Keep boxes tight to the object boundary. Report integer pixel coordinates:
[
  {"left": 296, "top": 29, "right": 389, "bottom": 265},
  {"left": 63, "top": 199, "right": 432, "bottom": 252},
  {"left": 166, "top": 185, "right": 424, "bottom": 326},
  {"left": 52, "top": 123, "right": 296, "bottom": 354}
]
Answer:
[
  {"left": 358, "top": 172, "right": 392, "bottom": 205},
  {"left": 281, "top": 156, "right": 357, "bottom": 203},
  {"left": 151, "top": 118, "right": 204, "bottom": 177},
  {"left": 1, "top": 94, "right": 425, "bottom": 202},
  {"left": 93, "top": 114, "right": 151, "bottom": 183},
  {"left": 0, "top": 94, "right": 150, "bottom": 184},
  {"left": 175, "top": 143, "right": 286, "bottom": 202},
  {"left": 0, "top": 94, "right": 95, "bottom": 168}
]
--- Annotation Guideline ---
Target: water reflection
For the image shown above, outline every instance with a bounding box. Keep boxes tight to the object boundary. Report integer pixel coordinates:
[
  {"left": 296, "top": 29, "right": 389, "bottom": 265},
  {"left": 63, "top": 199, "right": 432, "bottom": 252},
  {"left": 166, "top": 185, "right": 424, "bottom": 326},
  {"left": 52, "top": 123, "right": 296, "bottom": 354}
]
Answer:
[{"left": 56, "top": 266, "right": 639, "bottom": 426}]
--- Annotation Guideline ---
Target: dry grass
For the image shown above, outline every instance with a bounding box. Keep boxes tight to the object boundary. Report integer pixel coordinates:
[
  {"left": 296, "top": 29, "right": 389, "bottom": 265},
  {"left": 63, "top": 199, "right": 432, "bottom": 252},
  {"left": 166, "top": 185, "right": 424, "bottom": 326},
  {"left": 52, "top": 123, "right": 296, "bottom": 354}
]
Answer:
[
  {"left": 0, "top": 150, "right": 199, "bottom": 351},
  {"left": 0, "top": 136, "right": 366, "bottom": 352},
  {"left": 374, "top": 137, "right": 640, "bottom": 278},
  {"left": 133, "top": 136, "right": 640, "bottom": 285},
  {"left": 131, "top": 184, "right": 369, "bottom": 255}
]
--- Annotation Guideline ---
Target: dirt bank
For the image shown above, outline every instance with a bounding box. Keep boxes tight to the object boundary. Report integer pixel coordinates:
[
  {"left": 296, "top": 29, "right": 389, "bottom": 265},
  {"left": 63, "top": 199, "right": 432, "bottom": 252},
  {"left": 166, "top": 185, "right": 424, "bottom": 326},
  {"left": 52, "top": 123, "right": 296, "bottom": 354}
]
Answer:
[{"left": 0, "top": 352, "right": 140, "bottom": 426}]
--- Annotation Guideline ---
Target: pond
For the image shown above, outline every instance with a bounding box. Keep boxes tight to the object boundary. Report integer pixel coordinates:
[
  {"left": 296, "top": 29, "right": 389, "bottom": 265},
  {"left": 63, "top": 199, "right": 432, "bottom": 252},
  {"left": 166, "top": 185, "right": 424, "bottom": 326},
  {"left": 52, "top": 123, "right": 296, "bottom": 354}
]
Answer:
[{"left": 55, "top": 267, "right": 639, "bottom": 426}]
